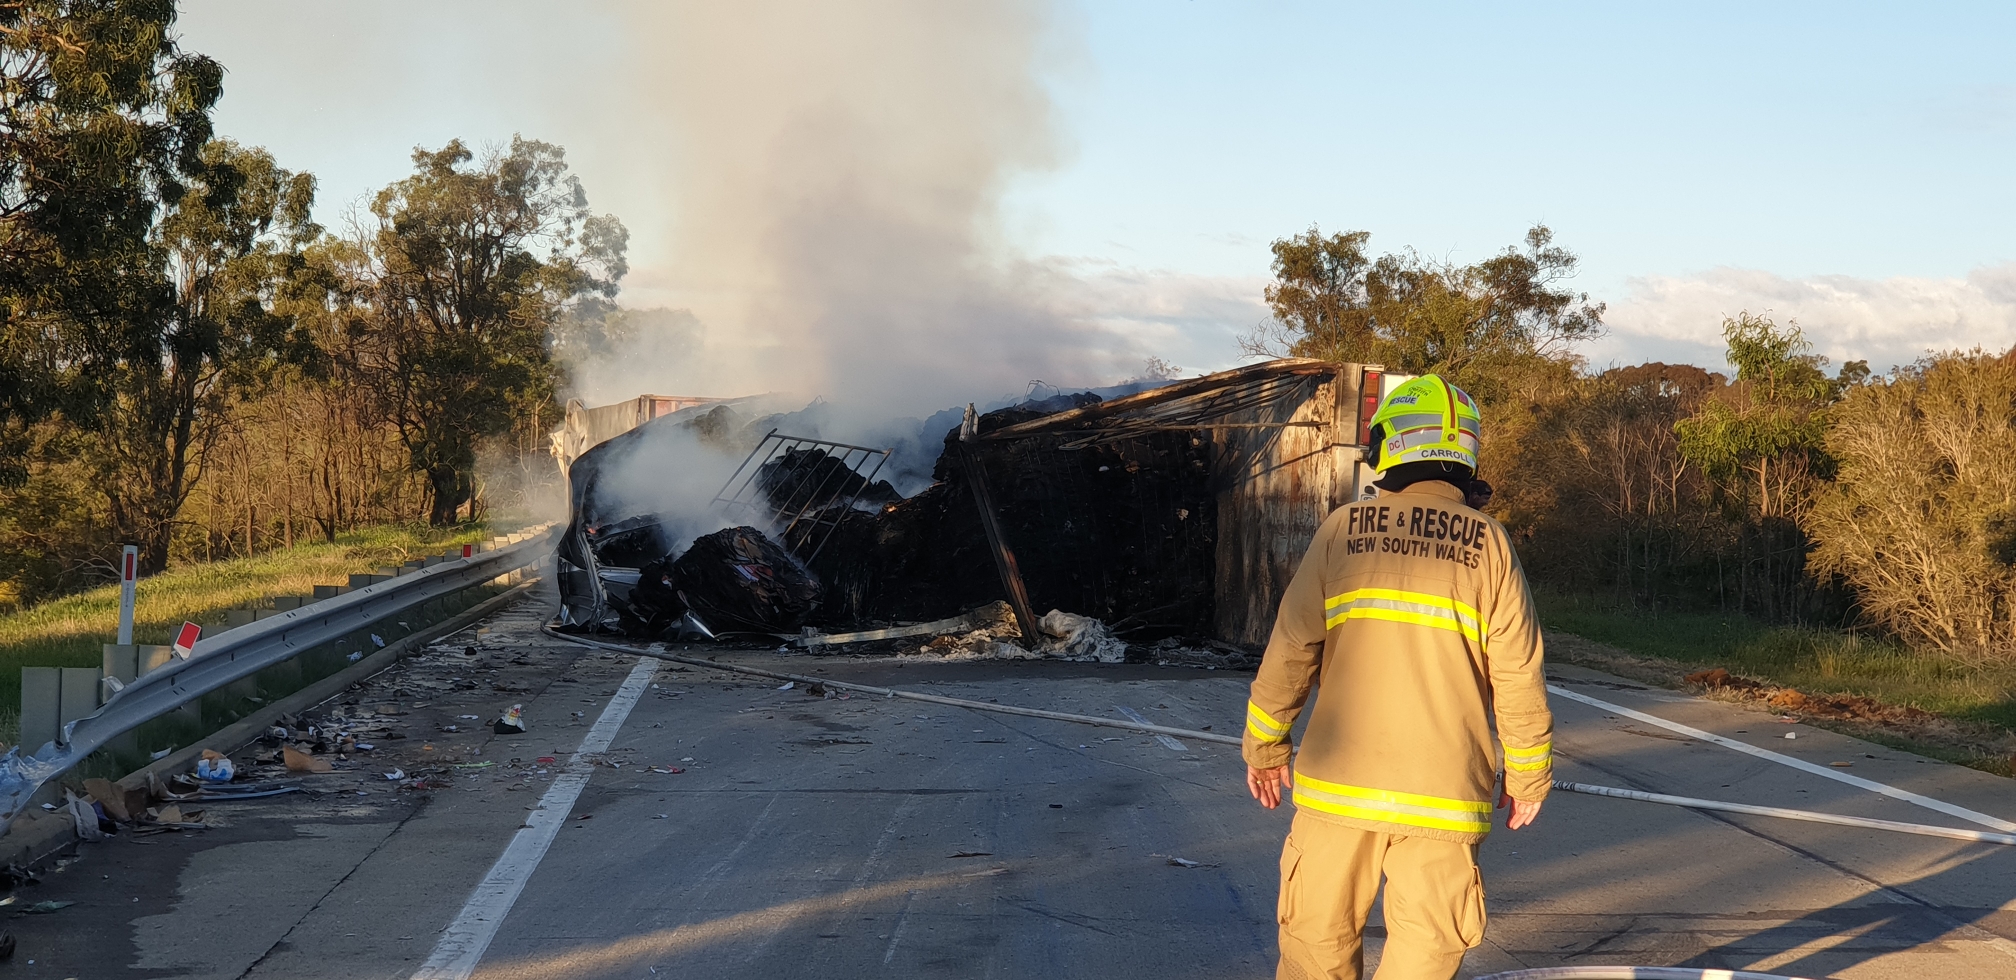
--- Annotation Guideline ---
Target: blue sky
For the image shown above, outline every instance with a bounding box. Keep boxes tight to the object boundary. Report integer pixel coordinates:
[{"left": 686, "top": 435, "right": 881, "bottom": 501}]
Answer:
[
  {"left": 1023, "top": 1, "right": 2015, "bottom": 282},
  {"left": 178, "top": 2, "right": 2016, "bottom": 384}
]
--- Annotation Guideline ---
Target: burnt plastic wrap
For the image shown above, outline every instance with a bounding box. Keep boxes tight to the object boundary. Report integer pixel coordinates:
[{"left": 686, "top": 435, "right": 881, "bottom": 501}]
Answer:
[{"left": 667, "top": 526, "right": 822, "bottom": 633}]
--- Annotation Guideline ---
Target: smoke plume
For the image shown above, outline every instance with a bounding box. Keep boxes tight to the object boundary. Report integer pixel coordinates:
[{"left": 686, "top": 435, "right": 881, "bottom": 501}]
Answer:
[{"left": 569, "top": 1, "right": 1146, "bottom": 420}]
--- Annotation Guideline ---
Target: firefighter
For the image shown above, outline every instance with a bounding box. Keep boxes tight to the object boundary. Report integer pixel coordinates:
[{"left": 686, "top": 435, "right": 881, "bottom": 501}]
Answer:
[{"left": 1243, "top": 374, "right": 1552, "bottom": 980}]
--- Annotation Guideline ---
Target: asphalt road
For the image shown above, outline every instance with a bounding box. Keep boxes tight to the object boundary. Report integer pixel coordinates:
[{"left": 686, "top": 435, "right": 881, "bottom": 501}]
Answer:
[{"left": 8, "top": 595, "right": 2016, "bottom": 979}]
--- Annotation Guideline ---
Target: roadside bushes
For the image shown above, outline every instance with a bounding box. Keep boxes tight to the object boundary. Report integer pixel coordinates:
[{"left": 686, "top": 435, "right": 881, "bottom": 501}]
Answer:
[{"left": 1806, "top": 350, "right": 2016, "bottom": 659}]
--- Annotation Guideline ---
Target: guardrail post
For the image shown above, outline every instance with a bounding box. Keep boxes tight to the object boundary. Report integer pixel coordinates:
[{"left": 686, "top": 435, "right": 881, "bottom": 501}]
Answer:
[
  {"left": 55, "top": 667, "right": 97, "bottom": 743},
  {"left": 102, "top": 644, "right": 139, "bottom": 694},
  {"left": 19, "top": 668, "right": 59, "bottom": 753}
]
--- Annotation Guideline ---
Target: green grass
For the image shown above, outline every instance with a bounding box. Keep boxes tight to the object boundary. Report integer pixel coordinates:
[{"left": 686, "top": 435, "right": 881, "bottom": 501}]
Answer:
[
  {"left": 1537, "top": 590, "right": 2016, "bottom": 768},
  {"left": 0, "top": 523, "right": 501, "bottom": 743}
]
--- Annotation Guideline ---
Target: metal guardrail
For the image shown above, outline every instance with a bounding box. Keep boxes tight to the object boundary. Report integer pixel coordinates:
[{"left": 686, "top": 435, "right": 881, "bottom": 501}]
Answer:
[{"left": 0, "top": 525, "right": 558, "bottom": 830}]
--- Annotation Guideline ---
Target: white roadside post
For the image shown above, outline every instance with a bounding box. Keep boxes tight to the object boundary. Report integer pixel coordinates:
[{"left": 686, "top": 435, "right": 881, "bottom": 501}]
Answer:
[{"left": 116, "top": 544, "right": 139, "bottom": 645}]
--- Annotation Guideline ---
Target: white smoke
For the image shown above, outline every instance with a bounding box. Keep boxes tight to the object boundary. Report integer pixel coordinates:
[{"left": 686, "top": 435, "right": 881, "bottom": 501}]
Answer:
[
  {"left": 1594, "top": 262, "right": 2016, "bottom": 373},
  {"left": 563, "top": 1, "right": 1157, "bottom": 420}
]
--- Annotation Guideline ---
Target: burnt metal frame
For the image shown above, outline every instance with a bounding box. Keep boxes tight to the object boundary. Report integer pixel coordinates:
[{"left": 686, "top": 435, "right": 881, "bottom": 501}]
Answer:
[{"left": 711, "top": 429, "right": 895, "bottom": 562}]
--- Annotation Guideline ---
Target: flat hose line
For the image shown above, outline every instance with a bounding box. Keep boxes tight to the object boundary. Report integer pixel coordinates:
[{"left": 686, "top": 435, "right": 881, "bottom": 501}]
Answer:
[
  {"left": 1474, "top": 970, "right": 1814, "bottom": 980},
  {"left": 541, "top": 627, "right": 2016, "bottom": 848}
]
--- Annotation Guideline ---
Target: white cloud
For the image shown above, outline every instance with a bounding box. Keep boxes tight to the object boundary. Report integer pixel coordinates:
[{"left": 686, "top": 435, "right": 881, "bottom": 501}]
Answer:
[
  {"left": 1054, "top": 264, "right": 1269, "bottom": 378},
  {"left": 1595, "top": 263, "right": 2016, "bottom": 373}
]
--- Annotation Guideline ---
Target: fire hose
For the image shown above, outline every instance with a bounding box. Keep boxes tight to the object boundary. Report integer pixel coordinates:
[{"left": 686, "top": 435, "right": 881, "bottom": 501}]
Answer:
[
  {"left": 1473, "top": 970, "right": 1813, "bottom": 979},
  {"left": 542, "top": 627, "right": 2016, "bottom": 848}
]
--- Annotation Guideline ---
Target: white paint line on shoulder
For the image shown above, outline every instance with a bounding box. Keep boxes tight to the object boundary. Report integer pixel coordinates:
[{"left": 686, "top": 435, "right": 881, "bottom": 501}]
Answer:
[
  {"left": 412, "top": 657, "right": 660, "bottom": 980},
  {"left": 1117, "top": 706, "right": 1187, "bottom": 752},
  {"left": 1548, "top": 683, "right": 2016, "bottom": 833}
]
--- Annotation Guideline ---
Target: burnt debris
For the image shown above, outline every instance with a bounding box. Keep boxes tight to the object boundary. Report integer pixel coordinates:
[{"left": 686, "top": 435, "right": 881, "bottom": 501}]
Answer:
[{"left": 555, "top": 358, "right": 1365, "bottom": 652}]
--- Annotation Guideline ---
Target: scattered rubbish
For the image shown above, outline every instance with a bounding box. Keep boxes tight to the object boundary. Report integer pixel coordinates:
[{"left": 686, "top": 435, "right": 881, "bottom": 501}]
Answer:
[
  {"left": 195, "top": 750, "right": 236, "bottom": 782},
  {"left": 0, "top": 931, "right": 13, "bottom": 959},
  {"left": 384, "top": 769, "right": 407, "bottom": 781},
  {"left": 1784, "top": 733, "right": 1798, "bottom": 740},
  {"left": 458, "top": 715, "right": 481, "bottom": 721},
  {"left": 441, "top": 725, "right": 460, "bottom": 733},
  {"left": 680, "top": 757, "right": 695, "bottom": 762},
  {"left": 1165, "top": 856, "right": 1210, "bottom": 868},
  {"left": 960, "top": 866, "right": 1009, "bottom": 878},
  {"left": 83, "top": 778, "right": 146, "bottom": 824},
  {"left": 283, "top": 746, "right": 334, "bottom": 773},
  {"left": 797, "top": 603, "right": 1015, "bottom": 651},
  {"left": 1049, "top": 803, "right": 1064, "bottom": 809},
  {"left": 645, "top": 766, "right": 685, "bottom": 774},
  {"left": 452, "top": 762, "right": 496, "bottom": 770},
  {"left": 948, "top": 850, "right": 993, "bottom": 858},
  {"left": 653, "top": 813, "right": 668, "bottom": 819},
  {"left": 148, "top": 747, "right": 173, "bottom": 761},
  {"left": 536, "top": 756, "right": 558, "bottom": 764},
  {"left": 0, "top": 897, "right": 13, "bottom": 906},
  {"left": 63, "top": 794, "right": 109, "bottom": 841},
  {"left": 131, "top": 801, "right": 209, "bottom": 831},
  {"left": 20, "top": 901, "right": 71, "bottom": 914},
  {"left": 355, "top": 742, "right": 375, "bottom": 751},
  {"left": 1830, "top": 761, "right": 1852, "bottom": 767},
  {"left": 371, "top": 634, "right": 386, "bottom": 648},
  {"left": 347, "top": 651, "right": 365, "bottom": 662},
  {"left": 1038, "top": 610, "right": 1130, "bottom": 663}
]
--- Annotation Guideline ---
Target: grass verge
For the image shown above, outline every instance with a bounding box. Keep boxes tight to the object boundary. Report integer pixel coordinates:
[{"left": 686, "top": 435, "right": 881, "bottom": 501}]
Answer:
[
  {"left": 1537, "top": 590, "right": 2016, "bottom": 777},
  {"left": 0, "top": 524, "right": 498, "bottom": 743}
]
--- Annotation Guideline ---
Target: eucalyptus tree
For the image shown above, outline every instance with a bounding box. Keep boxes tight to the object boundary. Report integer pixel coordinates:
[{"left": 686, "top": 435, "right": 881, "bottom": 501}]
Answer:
[{"left": 351, "top": 137, "right": 627, "bottom": 525}]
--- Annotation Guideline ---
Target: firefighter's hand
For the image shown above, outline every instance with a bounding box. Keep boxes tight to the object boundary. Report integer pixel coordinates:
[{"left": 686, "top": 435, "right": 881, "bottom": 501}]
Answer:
[
  {"left": 1497, "top": 789, "right": 1542, "bottom": 830},
  {"left": 1247, "top": 765, "right": 1292, "bottom": 809}
]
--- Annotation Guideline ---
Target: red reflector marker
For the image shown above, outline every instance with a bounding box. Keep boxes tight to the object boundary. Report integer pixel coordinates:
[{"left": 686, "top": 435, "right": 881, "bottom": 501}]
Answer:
[{"left": 173, "top": 621, "right": 202, "bottom": 660}]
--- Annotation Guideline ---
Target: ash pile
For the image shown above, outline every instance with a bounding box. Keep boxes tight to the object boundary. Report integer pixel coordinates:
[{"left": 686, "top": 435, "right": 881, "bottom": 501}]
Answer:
[{"left": 554, "top": 359, "right": 1351, "bottom": 664}]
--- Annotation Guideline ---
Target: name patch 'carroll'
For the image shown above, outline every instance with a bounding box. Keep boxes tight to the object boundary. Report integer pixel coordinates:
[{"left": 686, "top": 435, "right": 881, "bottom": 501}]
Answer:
[{"left": 1340, "top": 503, "right": 1485, "bottom": 569}]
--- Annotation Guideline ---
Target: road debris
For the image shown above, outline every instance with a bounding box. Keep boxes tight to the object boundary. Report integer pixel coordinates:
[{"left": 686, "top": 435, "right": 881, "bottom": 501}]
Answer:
[
  {"left": 195, "top": 749, "right": 236, "bottom": 782},
  {"left": 494, "top": 704, "right": 527, "bottom": 734},
  {"left": 283, "top": 745, "right": 334, "bottom": 773}
]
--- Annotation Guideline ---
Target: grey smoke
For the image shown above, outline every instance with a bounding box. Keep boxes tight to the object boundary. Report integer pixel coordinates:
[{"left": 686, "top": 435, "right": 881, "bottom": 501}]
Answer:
[{"left": 567, "top": 0, "right": 1149, "bottom": 419}]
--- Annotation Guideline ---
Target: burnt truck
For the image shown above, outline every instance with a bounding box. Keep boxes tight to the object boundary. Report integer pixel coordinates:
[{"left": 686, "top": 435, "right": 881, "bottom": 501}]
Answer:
[{"left": 554, "top": 359, "right": 1400, "bottom": 648}]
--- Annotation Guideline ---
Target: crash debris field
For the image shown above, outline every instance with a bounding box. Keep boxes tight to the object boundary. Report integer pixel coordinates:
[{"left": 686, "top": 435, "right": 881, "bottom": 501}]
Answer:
[{"left": 7, "top": 361, "right": 2016, "bottom": 979}]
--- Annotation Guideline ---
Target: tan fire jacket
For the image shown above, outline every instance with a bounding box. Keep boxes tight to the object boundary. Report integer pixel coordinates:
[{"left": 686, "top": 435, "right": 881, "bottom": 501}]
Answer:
[{"left": 1243, "top": 479, "right": 1553, "bottom": 844}]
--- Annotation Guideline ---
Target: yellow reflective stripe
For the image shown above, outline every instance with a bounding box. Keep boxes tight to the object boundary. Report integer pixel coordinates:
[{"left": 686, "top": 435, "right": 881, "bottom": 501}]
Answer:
[
  {"left": 1323, "top": 588, "right": 1486, "bottom": 646},
  {"left": 1291, "top": 772, "right": 1491, "bottom": 834},
  {"left": 1246, "top": 702, "right": 1290, "bottom": 743},
  {"left": 1502, "top": 740, "right": 1552, "bottom": 771}
]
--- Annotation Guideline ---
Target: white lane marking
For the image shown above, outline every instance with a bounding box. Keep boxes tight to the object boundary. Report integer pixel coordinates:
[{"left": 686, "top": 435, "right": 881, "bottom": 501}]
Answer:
[
  {"left": 1116, "top": 706, "right": 1186, "bottom": 752},
  {"left": 1549, "top": 683, "right": 2016, "bottom": 832},
  {"left": 412, "top": 657, "right": 659, "bottom": 980},
  {"left": 882, "top": 889, "right": 918, "bottom": 965}
]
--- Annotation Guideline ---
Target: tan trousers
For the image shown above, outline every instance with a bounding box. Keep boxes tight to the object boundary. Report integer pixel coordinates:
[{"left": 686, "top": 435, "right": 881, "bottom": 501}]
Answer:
[{"left": 1276, "top": 812, "right": 1486, "bottom": 980}]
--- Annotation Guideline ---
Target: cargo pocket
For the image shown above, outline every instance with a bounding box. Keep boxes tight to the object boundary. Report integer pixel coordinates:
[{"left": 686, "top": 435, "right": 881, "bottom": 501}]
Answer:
[
  {"left": 1277, "top": 836, "right": 1304, "bottom": 927},
  {"left": 1456, "top": 863, "right": 1487, "bottom": 949}
]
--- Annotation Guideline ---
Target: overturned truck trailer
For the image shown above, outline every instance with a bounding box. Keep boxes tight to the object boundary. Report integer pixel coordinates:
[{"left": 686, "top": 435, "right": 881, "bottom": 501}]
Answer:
[{"left": 556, "top": 359, "right": 1399, "bottom": 647}]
